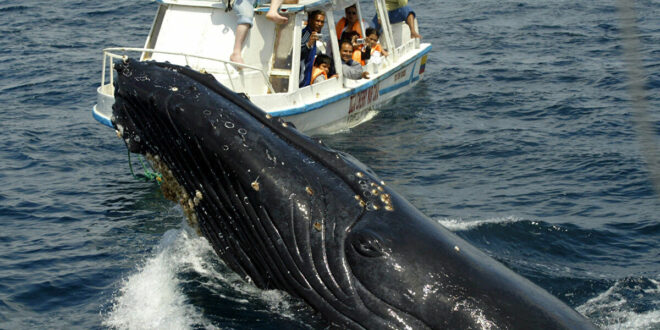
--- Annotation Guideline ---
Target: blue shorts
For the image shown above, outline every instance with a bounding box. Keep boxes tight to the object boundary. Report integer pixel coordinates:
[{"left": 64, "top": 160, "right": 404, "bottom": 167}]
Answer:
[
  {"left": 234, "top": 0, "right": 258, "bottom": 26},
  {"left": 371, "top": 5, "right": 416, "bottom": 29},
  {"left": 387, "top": 5, "right": 415, "bottom": 24}
]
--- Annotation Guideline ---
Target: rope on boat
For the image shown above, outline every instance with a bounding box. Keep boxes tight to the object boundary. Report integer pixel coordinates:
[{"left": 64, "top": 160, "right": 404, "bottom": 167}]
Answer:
[{"left": 127, "top": 149, "right": 163, "bottom": 185}]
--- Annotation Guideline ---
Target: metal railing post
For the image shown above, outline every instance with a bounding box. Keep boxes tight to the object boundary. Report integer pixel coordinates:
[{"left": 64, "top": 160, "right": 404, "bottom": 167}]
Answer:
[
  {"left": 374, "top": 0, "right": 396, "bottom": 61},
  {"left": 109, "top": 53, "right": 114, "bottom": 88},
  {"left": 101, "top": 51, "right": 107, "bottom": 87},
  {"left": 261, "top": 71, "right": 275, "bottom": 94},
  {"left": 356, "top": 2, "right": 366, "bottom": 39},
  {"left": 223, "top": 63, "right": 237, "bottom": 91}
]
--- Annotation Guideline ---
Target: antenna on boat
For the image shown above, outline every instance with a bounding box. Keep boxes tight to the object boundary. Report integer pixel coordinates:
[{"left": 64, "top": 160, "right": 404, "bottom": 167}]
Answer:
[{"left": 616, "top": 0, "right": 660, "bottom": 198}]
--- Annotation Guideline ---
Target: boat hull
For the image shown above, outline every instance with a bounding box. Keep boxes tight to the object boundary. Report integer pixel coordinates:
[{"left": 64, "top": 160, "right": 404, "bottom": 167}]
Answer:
[
  {"left": 283, "top": 48, "right": 429, "bottom": 135},
  {"left": 93, "top": 45, "right": 431, "bottom": 135}
]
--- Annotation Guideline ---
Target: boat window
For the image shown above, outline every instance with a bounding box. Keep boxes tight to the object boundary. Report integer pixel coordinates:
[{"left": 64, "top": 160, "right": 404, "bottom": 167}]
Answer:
[
  {"left": 272, "top": 20, "right": 294, "bottom": 70},
  {"left": 269, "top": 17, "right": 295, "bottom": 93}
]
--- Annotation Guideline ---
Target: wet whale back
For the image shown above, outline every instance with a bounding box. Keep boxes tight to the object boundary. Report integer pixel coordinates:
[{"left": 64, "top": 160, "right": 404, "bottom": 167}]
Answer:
[{"left": 112, "top": 59, "right": 387, "bottom": 326}]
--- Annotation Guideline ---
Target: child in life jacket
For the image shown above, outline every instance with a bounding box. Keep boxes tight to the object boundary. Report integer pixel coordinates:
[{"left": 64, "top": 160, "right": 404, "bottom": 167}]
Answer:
[
  {"left": 311, "top": 54, "right": 336, "bottom": 84},
  {"left": 366, "top": 28, "right": 388, "bottom": 58}
]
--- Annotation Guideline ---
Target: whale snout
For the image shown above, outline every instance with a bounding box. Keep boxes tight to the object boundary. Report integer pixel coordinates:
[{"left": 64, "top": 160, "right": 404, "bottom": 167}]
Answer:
[{"left": 345, "top": 198, "right": 597, "bottom": 329}]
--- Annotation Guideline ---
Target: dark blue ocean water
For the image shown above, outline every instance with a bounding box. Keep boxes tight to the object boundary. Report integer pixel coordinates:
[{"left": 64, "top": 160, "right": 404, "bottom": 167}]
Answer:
[{"left": 0, "top": 0, "right": 658, "bottom": 328}]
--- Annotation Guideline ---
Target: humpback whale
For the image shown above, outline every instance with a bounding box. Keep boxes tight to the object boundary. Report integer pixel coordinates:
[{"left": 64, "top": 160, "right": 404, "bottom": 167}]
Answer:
[{"left": 112, "top": 58, "right": 597, "bottom": 329}]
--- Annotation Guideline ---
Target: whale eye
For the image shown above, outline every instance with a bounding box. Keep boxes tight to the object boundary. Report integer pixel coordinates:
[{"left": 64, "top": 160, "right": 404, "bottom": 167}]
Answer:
[{"left": 352, "top": 233, "right": 386, "bottom": 258}]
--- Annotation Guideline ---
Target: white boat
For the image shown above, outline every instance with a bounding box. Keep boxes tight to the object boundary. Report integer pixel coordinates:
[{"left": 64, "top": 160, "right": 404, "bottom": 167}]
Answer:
[{"left": 93, "top": 0, "right": 432, "bottom": 135}]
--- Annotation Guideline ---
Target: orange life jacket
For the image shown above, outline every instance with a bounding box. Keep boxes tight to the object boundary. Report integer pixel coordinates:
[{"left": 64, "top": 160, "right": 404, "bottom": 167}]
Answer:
[
  {"left": 352, "top": 50, "right": 365, "bottom": 66},
  {"left": 371, "top": 43, "right": 384, "bottom": 55},
  {"left": 311, "top": 67, "right": 328, "bottom": 84},
  {"left": 335, "top": 17, "right": 362, "bottom": 40}
]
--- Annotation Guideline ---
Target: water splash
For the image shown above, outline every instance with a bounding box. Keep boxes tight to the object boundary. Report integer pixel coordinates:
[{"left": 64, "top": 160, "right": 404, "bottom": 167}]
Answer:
[
  {"left": 102, "top": 222, "right": 308, "bottom": 329},
  {"left": 102, "top": 227, "right": 214, "bottom": 330},
  {"left": 436, "top": 216, "right": 523, "bottom": 231}
]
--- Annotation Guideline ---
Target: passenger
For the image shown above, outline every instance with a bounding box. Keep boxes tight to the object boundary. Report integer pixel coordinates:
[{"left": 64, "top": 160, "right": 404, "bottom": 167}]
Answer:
[
  {"left": 335, "top": 4, "right": 368, "bottom": 41},
  {"left": 300, "top": 10, "right": 326, "bottom": 87},
  {"left": 343, "top": 31, "right": 371, "bottom": 66},
  {"left": 373, "top": 0, "right": 421, "bottom": 39},
  {"left": 340, "top": 39, "right": 369, "bottom": 80},
  {"left": 311, "top": 54, "right": 335, "bottom": 84},
  {"left": 230, "top": 0, "right": 292, "bottom": 64},
  {"left": 366, "top": 27, "right": 388, "bottom": 58}
]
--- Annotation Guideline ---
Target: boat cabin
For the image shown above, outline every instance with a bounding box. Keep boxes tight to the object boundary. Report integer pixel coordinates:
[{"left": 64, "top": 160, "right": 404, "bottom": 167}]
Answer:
[{"left": 95, "top": 0, "right": 431, "bottom": 134}]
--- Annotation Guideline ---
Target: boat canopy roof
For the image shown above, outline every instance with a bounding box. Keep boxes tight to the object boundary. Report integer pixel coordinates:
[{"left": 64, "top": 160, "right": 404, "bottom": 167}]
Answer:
[{"left": 156, "top": 0, "right": 360, "bottom": 13}]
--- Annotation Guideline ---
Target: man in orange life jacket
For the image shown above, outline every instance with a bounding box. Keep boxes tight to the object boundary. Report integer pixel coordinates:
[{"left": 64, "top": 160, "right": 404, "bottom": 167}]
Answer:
[
  {"left": 300, "top": 10, "right": 326, "bottom": 87},
  {"left": 336, "top": 5, "right": 370, "bottom": 41}
]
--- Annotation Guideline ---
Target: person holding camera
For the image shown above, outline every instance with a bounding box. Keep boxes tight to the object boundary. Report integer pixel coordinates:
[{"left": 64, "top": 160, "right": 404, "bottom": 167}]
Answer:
[
  {"left": 339, "top": 38, "right": 369, "bottom": 80},
  {"left": 300, "top": 10, "right": 326, "bottom": 87},
  {"left": 342, "top": 31, "right": 371, "bottom": 66}
]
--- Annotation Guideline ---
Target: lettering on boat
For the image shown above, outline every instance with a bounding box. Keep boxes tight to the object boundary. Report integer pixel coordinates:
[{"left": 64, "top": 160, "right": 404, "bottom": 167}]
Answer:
[
  {"left": 394, "top": 69, "right": 407, "bottom": 81},
  {"left": 349, "top": 85, "right": 380, "bottom": 113}
]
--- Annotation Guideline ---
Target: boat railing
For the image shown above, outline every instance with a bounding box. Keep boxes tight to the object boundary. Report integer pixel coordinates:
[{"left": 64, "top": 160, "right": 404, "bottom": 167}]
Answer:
[
  {"left": 100, "top": 47, "right": 275, "bottom": 94},
  {"left": 394, "top": 38, "right": 419, "bottom": 60}
]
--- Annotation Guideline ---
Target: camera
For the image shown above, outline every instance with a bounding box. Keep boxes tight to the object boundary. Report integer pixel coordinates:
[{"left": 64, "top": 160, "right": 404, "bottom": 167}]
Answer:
[{"left": 356, "top": 38, "right": 365, "bottom": 45}]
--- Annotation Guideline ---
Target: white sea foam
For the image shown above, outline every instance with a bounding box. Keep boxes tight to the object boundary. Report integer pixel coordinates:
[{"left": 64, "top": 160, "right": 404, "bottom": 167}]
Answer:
[
  {"left": 577, "top": 278, "right": 660, "bottom": 329},
  {"left": 436, "top": 216, "right": 524, "bottom": 231},
  {"left": 605, "top": 310, "right": 660, "bottom": 330},
  {"left": 103, "top": 227, "right": 215, "bottom": 330},
  {"left": 103, "top": 222, "right": 300, "bottom": 329}
]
